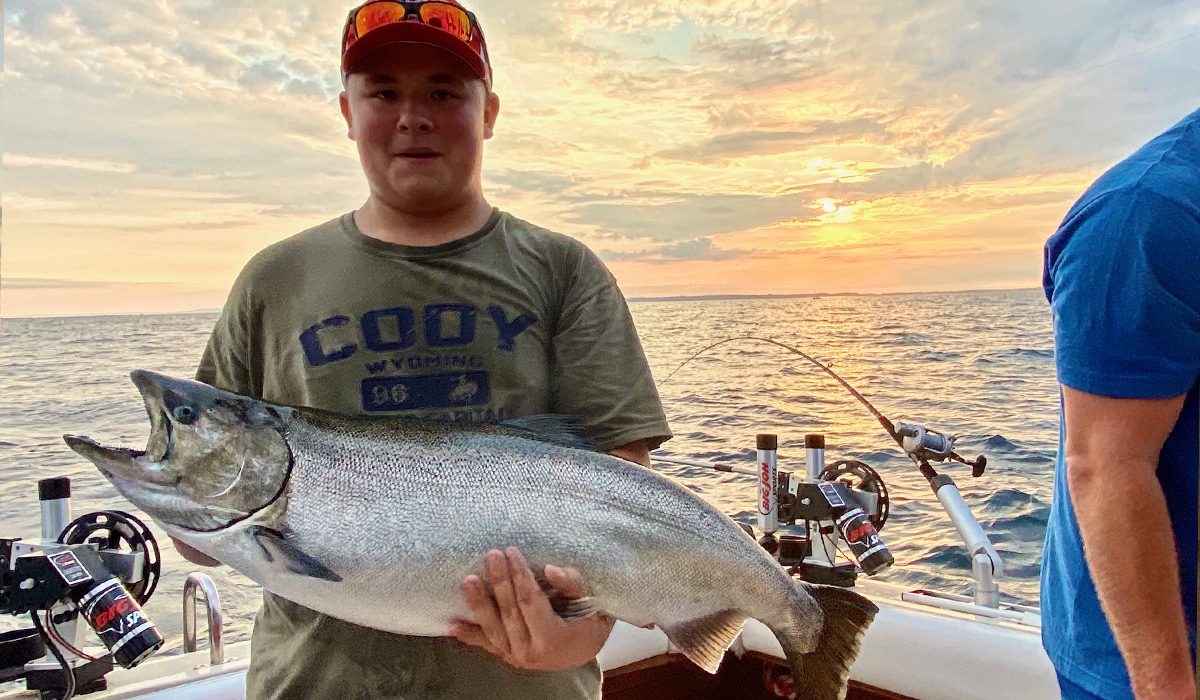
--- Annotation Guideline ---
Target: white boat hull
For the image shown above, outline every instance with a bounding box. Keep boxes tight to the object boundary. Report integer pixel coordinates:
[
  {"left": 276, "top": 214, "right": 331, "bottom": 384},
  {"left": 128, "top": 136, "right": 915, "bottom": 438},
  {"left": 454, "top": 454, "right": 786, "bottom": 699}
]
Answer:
[{"left": 0, "top": 579, "right": 1058, "bottom": 700}]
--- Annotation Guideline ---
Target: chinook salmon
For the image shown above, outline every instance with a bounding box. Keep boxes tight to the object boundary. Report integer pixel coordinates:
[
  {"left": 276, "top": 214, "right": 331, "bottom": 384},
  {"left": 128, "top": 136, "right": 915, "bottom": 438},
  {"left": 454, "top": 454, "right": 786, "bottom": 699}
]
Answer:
[{"left": 66, "top": 370, "right": 877, "bottom": 700}]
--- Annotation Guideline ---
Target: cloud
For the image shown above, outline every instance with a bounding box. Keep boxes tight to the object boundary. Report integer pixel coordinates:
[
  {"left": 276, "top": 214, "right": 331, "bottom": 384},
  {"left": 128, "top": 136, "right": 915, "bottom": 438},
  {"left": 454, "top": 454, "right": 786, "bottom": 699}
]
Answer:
[
  {"left": 4, "top": 153, "right": 137, "bottom": 173},
  {"left": 657, "top": 119, "right": 887, "bottom": 162},
  {"left": 0, "top": 277, "right": 167, "bottom": 290},
  {"left": 688, "top": 32, "right": 831, "bottom": 91},
  {"left": 2, "top": 193, "right": 77, "bottom": 210},
  {"left": 485, "top": 169, "right": 588, "bottom": 195},
  {"left": 3, "top": 0, "right": 1199, "bottom": 315},
  {"left": 599, "top": 236, "right": 747, "bottom": 262},
  {"left": 123, "top": 189, "right": 243, "bottom": 201},
  {"left": 567, "top": 190, "right": 821, "bottom": 241}
]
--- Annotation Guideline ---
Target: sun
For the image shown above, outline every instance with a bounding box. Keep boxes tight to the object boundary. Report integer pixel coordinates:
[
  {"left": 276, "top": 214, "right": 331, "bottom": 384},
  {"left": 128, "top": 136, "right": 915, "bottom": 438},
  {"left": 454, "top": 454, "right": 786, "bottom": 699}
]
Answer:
[{"left": 815, "top": 198, "right": 840, "bottom": 213}]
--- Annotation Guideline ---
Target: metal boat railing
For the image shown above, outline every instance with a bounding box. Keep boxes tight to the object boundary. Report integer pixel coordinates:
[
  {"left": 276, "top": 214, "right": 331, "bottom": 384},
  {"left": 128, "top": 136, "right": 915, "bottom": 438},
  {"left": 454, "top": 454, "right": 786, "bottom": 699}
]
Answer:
[
  {"left": 899, "top": 589, "right": 1041, "bottom": 627},
  {"left": 182, "top": 572, "right": 224, "bottom": 665}
]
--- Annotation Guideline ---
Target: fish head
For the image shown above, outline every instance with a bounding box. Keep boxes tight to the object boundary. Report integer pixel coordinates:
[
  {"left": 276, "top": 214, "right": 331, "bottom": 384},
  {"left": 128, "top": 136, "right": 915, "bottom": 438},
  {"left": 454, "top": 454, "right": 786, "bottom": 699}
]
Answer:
[{"left": 65, "top": 370, "right": 293, "bottom": 533}]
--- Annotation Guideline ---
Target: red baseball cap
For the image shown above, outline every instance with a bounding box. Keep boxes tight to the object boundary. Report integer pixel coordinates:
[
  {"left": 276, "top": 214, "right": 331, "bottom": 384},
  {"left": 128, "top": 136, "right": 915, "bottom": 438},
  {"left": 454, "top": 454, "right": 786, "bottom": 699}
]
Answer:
[{"left": 341, "top": 1, "right": 492, "bottom": 88}]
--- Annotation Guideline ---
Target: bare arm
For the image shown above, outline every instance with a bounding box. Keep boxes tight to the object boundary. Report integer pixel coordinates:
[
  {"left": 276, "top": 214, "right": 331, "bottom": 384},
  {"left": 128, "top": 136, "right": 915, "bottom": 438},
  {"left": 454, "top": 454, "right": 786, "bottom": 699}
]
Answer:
[
  {"left": 1062, "top": 385, "right": 1194, "bottom": 700},
  {"left": 607, "top": 438, "right": 652, "bottom": 468}
]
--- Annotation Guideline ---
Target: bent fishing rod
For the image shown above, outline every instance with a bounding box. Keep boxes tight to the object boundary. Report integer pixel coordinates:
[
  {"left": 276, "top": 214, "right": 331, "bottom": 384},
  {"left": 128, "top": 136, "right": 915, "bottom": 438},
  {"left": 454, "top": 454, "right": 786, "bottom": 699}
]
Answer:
[{"left": 657, "top": 336, "right": 987, "bottom": 480}]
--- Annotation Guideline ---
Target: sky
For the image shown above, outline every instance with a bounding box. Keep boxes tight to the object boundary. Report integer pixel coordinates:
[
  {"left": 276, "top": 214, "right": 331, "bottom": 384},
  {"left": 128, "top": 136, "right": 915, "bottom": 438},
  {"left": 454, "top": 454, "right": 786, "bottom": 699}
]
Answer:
[{"left": 3, "top": 0, "right": 1199, "bottom": 317}]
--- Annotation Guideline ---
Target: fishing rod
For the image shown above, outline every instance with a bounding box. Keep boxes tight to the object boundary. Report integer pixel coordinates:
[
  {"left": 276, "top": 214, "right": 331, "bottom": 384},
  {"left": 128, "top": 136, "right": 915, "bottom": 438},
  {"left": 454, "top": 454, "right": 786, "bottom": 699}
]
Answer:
[
  {"left": 659, "top": 336, "right": 899, "bottom": 442},
  {"left": 656, "top": 336, "right": 1004, "bottom": 601},
  {"left": 658, "top": 335, "right": 987, "bottom": 477}
]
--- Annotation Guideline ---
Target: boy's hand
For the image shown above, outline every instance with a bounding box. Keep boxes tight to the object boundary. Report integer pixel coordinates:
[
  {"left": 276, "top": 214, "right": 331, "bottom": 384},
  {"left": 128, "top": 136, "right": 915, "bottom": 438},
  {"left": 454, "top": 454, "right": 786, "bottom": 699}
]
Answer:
[{"left": 449, "top": 547, "right": 615, "bottom": 671}]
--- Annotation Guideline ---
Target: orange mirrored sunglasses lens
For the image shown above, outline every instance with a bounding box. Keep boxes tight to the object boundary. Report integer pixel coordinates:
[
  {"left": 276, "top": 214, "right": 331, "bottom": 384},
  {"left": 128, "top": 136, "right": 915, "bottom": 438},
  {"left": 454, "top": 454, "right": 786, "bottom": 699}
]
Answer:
[
  {"left": 355, "top": 3, "right": 406, "bottom": 38},
  {"left": 419, "top": 3, "right": 471, "bottom": 41}
]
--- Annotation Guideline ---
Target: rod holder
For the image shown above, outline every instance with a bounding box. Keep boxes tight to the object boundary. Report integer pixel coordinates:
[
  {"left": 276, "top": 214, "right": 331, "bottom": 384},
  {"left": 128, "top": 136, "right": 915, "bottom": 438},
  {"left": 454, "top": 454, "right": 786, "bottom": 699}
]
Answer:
[
  {"left": 38, "top": 477, "right": 71, "bottom": 543},
  {"left": 756, "top": 434, "right": 778, "bottom": 535},
  {"left": 804, "top": 434, "right": 825, "bottom": 482},
  {"left": 972, "top": 553, "right": 1000, "bottom": 609},
  {"left": 930, "top": 474, "right": 1005, "bottom": 607}
]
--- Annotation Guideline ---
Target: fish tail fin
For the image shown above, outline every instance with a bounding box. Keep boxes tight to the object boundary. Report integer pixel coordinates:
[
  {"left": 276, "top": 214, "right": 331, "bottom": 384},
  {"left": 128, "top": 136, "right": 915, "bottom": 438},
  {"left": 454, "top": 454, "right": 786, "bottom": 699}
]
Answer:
[{"left": 775, "top": 583, "right": 878, "bottom": 700}]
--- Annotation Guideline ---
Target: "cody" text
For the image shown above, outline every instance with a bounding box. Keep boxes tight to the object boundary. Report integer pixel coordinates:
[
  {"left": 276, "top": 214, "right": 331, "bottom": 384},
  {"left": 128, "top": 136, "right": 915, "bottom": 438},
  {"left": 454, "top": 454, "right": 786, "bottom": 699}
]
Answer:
[{"left": 299, "top": 304, "right": 538, "bottom": 368}]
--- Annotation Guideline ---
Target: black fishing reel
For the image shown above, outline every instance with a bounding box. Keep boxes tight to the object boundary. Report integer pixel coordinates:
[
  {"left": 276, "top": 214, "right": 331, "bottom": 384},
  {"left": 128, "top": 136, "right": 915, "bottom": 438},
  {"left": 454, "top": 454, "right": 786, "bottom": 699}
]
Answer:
[
  {"left": 59, "top": 511, "right": 161, "bottom": 605},
  {"left": 819, "top": 460, "right": 889, "bottom": 530}
]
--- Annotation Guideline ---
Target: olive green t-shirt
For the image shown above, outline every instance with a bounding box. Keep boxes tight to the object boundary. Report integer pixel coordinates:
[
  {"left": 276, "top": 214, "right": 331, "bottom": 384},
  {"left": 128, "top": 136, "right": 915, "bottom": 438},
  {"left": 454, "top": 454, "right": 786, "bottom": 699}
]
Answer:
[{"left": 196, "top": 209, "right": 672, "bottom": 700}]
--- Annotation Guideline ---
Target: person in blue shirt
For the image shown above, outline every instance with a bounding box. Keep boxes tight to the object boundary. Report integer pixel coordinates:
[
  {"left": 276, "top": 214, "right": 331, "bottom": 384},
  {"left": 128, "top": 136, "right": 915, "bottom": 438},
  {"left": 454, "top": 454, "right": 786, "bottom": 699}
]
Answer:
[{"left": 1042, "top": 106, "right": 1200, "bottom": 700}]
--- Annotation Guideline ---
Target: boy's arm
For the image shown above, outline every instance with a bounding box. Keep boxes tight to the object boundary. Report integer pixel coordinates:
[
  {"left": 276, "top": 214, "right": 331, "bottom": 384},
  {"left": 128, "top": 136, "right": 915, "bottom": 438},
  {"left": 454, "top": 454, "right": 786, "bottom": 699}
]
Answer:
[{"left": 607, "top": 438, "right": 651, "bottom": 467}]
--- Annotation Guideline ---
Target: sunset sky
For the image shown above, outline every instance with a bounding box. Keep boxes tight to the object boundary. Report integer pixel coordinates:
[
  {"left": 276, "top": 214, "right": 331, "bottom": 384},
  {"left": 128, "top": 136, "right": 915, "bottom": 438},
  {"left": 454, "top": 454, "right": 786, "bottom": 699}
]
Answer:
[{"left": 3, "top": 0, "right": 1199, "bottom": 317}]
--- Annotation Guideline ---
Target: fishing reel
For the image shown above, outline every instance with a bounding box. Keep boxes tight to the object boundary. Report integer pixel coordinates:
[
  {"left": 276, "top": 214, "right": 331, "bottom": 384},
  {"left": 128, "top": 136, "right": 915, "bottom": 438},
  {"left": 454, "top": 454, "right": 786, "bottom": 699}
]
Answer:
[
  {"left": 1, "top": 477, "right": 164, "bottom": 699},
  {"left": 752, "top": 434, "right": 895, "bottom": 588},
  {"left": 895, "top": 422, "right": 987, "bottom": 477},
  {"left": 58, "top": 512, "right": 161, "bottom": 605},
  {"left": 819, "top": 460, "right": 889, "bottom": 530}
]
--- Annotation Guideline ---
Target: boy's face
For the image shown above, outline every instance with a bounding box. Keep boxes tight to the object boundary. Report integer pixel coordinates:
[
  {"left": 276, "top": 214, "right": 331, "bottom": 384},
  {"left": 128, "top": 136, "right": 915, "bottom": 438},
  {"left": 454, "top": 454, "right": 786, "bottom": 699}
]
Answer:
[{"left": 340, "top": 43, "right": 499, "bottom": 216}]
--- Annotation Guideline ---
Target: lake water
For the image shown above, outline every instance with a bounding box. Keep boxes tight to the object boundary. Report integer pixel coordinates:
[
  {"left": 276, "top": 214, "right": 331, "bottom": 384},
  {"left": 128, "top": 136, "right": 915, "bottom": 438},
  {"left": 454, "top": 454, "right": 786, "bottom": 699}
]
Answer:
[{"left": 0, "top": 288, "right": 1058, "bottom": 656}]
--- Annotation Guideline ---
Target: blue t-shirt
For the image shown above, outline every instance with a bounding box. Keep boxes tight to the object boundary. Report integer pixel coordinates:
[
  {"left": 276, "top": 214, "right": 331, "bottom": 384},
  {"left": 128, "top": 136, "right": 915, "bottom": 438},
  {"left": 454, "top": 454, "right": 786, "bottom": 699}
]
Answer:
[{"left": 1042, "top": 107, "right": 1200, "bottom": 699}]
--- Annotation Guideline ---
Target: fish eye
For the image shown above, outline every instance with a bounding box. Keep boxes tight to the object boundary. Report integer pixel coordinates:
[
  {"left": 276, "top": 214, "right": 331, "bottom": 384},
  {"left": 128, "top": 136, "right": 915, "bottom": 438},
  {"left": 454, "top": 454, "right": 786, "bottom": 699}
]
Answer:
[{"left": 172, "top": 405, "right": 198, "bottom": 424}]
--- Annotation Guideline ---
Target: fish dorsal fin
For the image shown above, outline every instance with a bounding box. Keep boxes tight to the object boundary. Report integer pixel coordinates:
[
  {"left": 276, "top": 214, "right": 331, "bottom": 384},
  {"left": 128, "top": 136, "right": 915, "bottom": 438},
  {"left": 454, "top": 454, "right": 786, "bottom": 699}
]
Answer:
[
  {"left": 498, "top": 414, "right": 597, "bottom": 451},
  {"left": 662, "top": 610, "right": 747, "bottom": 674}
]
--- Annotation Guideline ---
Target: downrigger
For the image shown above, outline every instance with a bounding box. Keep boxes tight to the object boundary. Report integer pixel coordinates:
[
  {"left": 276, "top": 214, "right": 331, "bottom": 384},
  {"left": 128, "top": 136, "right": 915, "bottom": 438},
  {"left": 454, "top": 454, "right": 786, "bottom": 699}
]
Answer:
[{"left": 1, "top": 477, "right": 164, "bottom": 700}]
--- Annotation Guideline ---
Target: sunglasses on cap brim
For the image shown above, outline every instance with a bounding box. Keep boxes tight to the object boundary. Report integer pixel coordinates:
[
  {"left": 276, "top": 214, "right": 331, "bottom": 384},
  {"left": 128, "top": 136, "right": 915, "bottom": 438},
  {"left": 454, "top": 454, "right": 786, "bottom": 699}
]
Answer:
[{"left": 348, "top": 1, "right": 477, "bottom": 45}]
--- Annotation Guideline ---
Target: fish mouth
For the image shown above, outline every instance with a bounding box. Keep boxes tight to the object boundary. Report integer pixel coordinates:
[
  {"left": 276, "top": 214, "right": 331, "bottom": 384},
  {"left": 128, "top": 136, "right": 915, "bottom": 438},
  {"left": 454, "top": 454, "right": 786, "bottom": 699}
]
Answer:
[
  {"left": 63, "top": 435, "right": 145, "bottom": 471},
  {"left": 132, "top": 370, "right": 172, "bottom": 462},
  {"left": 62, "top": 369, "right": 186, "bottom": 483},
  {"left": 63, "top": 434, "right": 179, "bottom": 487},
  {"left": 65, "top": 434, "right": 231, "bottom": 534}
]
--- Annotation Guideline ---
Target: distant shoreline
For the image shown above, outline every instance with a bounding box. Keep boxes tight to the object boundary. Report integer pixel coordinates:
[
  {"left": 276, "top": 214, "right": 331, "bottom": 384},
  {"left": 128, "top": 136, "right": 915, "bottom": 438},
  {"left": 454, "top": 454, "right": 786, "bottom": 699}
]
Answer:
[
  {"left": 627, "top": 292, "right": 836, "bottom": 302},
  {"left": 0, "top": 308, "right": 223, "bottom": 322},
  {"left": 626, "top": 286, "right": 1037, "bottom": 303},
  {"left": 1, "top": 287, "right": 1040, "bottom": 321}
]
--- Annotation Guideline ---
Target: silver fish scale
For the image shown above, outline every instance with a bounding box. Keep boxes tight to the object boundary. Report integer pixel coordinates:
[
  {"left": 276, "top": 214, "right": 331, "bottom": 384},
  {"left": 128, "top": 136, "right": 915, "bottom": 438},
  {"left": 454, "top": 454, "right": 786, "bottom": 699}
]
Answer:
[{"left": 246, "top": 413, "right": 813, "bottom": 640}]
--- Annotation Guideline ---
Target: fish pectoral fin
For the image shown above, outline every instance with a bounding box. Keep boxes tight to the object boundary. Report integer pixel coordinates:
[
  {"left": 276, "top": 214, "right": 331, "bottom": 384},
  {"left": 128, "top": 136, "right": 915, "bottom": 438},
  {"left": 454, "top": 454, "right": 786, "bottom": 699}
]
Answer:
[
  {"left": 662, "top": 610, "right": 747, "bottom": 674},
  {"left": 248, "top": 525, "right": 342, "bottom": 583},
  {"left": 549, "top": 595, "right": 601, "bottom": 622},
  {"left": 533, "top": 574, "right": 602, "bottom": 621}
]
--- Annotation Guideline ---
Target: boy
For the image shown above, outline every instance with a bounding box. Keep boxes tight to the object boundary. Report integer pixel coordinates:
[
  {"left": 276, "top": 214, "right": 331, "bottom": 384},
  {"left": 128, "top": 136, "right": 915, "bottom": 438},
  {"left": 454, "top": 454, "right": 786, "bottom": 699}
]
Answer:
[{"left": 184, "top": 2, "right": 673, "bottom": 697}]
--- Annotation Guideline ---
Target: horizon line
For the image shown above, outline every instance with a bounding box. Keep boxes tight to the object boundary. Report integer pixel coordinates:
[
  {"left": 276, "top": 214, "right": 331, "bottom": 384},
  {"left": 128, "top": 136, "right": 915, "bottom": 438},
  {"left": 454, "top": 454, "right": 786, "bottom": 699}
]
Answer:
[{"left": 0, "top": 286, "right": 1042, "bottom": 321}]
